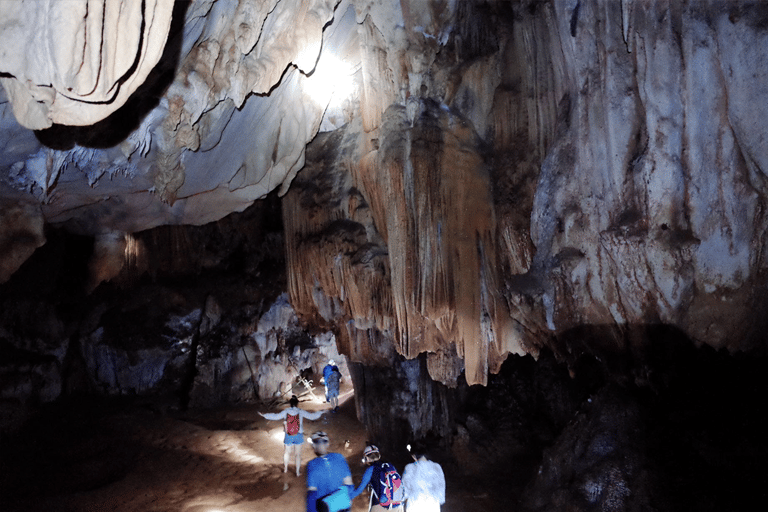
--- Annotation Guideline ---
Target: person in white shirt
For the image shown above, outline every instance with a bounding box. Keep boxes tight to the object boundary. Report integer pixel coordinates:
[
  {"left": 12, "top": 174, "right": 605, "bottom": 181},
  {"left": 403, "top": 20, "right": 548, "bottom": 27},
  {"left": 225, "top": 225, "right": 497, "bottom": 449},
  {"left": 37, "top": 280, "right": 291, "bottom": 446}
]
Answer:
[
  {"left": 259, "top": 395, "right": 324, "bottom": 475},
  {"left": 401, "top": 441, "right": 445, "bottom": 512}
]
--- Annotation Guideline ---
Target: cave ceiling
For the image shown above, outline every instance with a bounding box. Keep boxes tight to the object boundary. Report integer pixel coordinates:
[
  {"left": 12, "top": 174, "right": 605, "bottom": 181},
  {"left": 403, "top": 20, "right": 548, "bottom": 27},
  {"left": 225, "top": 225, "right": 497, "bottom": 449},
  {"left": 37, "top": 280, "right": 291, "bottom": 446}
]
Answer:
[{"left": 3, "top": 0, "right": 768, "bottom": 386}]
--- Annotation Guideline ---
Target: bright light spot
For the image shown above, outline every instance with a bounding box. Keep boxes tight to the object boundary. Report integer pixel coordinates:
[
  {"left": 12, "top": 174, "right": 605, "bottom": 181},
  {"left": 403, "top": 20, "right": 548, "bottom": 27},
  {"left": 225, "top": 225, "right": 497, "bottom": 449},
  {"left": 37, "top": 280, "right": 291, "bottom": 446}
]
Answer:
[
  {"left": 271, "top": 429, "right": 285, "bottom": 443},
  {"left": 206, "top": 435, "right": 264, "bottom": 464},
  {"left": 305, "top": 53, "right": 354, "bottom": 107},
  {"left": 296, "top": 41, "right": 321, "bottom": 74}
]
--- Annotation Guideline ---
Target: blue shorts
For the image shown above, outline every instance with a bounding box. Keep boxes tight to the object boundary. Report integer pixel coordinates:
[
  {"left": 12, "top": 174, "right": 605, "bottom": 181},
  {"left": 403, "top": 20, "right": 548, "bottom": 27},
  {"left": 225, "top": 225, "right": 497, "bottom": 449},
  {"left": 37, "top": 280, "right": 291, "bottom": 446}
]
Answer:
[
  {"left": 327, "top": 385, "right": 339, "bottom": 399},
  {"left": 284, "top": 433, "right": 304, "bottom": 445}
]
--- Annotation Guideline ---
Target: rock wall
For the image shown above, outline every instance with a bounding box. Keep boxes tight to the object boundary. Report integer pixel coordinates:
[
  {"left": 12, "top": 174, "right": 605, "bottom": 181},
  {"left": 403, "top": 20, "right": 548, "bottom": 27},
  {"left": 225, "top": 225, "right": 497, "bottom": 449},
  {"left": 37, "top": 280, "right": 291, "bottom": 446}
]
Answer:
[
  {"left": 0, "top": 199, "right": 346, "bottom": 431},
  {"left": 0, "top": 0, "right": 174, "bottom": 129},
  {"left": 283, "top": 0, "right": 768, "bottom": 388},
  {"left": 525, "top": 0, "right": 768, "bottom": 354}
]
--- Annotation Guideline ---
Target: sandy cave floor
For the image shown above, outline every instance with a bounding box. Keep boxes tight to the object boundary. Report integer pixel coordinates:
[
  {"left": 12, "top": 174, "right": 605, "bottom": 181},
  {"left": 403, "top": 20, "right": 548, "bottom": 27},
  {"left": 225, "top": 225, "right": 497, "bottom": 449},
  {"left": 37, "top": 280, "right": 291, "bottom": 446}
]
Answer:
[{"left": 1, "top": 384, "right": 504, "bottom": 512}]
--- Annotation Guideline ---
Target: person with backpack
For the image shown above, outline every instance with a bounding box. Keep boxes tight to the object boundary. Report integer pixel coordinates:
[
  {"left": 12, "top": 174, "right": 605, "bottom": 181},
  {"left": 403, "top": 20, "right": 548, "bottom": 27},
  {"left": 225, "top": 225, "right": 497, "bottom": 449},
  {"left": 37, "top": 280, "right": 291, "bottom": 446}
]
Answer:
[
  {"left": 325, "top": 364, "right": 342, "bottom": 413},
  {"left": 349, "top": 444, "right": 406, "bottom": 511},
  {"left": 259, "top": 395, "right": 324, "bottom": 476},
  {"left": 322, "top": 360, "right": 342, "bottom": 411},
  {"left": 401, "top": 441, "right": 445, "bottom": 512},
  {"left": 306, "top": 431, "right": 354, "bottom": 512},
  {"left": 322, "top": 360, "right": 336, "bottom": 402}
]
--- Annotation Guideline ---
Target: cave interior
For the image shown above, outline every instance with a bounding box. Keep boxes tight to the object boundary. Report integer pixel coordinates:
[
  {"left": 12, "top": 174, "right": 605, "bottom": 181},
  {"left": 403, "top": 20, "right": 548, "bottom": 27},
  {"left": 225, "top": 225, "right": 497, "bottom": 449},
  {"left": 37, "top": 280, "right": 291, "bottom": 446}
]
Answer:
[{"left": 2, "top": 1, "right": 768, "bottom": 511}]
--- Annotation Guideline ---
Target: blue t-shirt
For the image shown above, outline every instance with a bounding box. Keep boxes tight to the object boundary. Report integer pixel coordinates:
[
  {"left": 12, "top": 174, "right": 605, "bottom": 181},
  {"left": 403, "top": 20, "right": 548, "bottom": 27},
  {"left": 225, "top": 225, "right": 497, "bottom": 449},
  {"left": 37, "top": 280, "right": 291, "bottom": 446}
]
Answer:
[{"left": 306, "top": 452, "right": 352, "bottom": 498}]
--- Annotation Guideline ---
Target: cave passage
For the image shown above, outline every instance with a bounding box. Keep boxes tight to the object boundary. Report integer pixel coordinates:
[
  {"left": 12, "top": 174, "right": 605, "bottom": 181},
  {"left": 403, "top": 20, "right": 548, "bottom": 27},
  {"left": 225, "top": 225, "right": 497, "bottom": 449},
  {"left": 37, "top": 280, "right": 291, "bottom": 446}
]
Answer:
[{"left": 0, "top": 377, "right": 501, "bottom": 512}]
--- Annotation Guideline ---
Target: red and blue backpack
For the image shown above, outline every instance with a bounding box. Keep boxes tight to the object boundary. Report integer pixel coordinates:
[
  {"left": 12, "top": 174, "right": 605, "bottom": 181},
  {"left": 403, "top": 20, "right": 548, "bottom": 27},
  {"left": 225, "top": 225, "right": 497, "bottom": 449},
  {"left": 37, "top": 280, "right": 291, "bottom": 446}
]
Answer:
[
  {"left": 371, "top": 461, "right": 405, "bottom": 508},
  {"left": 285, "top": 412, "right": 300, "bottom": 435}
]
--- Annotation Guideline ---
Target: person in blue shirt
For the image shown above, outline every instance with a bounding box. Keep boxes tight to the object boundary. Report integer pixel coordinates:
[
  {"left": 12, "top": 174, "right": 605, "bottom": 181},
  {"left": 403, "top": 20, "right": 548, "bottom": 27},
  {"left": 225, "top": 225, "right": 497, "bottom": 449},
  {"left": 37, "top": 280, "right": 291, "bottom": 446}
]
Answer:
[
  {"left": 349, "top": 444, "right": 405, "bottom": 511},
  {"left": 326, "top": 366, "right": 342, "bottom": 412},
  {"left": 322, "top": 360, "right": 342, "bottom": 412},
  {"left": 306, "top": 431, "right": 353, "bottom": 512},
  {"left": 322, "top": 360, "right": 337, "bottom": 402}
]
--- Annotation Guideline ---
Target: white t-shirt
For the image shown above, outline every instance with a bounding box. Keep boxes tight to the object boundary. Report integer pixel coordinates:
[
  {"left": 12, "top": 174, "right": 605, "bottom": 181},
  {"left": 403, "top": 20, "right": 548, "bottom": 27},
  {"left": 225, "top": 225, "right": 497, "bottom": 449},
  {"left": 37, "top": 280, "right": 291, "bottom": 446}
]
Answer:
[{"left": 402, "top": 458, "right": 445, "bottom": 512}]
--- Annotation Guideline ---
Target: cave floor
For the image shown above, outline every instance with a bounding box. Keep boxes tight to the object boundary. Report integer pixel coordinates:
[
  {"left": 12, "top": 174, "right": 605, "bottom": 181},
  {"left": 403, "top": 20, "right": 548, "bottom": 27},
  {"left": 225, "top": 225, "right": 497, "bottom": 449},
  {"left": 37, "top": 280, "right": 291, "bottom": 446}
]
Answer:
[{"left": 1, "top": 389, "right": 504, "bottom": 512}]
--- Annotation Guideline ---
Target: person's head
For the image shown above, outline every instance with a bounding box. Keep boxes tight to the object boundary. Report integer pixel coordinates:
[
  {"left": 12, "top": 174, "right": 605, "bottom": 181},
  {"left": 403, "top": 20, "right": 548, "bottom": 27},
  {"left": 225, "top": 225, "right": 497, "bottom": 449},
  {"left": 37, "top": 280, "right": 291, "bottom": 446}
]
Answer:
[
  {"left": 289, "top": 395, "right": 299, "bottom": 408},
  {"left": 407, "top": 440, "right": 428, "bottom": 460},
  {"left": 328, "top": 359, "right": 335, "bottom": 366},
  {"left": 311, "top": 431, "right": 330, "bottom": 456},
  {"left": 361, "top": 444, "right": 381, "bottom": 465}
]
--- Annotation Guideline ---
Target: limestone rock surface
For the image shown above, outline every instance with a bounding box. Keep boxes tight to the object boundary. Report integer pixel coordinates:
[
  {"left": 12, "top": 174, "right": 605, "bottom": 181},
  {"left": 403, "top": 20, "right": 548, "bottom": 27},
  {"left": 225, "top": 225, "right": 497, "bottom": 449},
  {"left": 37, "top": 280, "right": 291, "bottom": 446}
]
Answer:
[
  {"left": 0, "top": 0, "right": 354, "bottom": 250},
  {"left": 0, "top": 0, "right": 175, "bottom": 129},
  {"left": 285, "top": 0, "right": 768, "bottom": 385}
]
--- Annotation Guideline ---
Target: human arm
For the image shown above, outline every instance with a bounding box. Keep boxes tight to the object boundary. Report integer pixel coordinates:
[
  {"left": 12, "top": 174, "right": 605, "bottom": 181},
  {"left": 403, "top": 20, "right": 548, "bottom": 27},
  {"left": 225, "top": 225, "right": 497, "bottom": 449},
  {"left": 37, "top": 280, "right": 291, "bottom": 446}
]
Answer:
[
  {"left": 337, "top": 454, "right": 354, "bottom": 496},
  {"left": 307, "top": 459, "right": 319, "bottom": 512},
  {"left": 348, "top": 465, "right": 373, "bottom": 499},
  {"left": 300, "top": 409, "right": 324, "bottom": 421},
  {"left": 259, "top": 410, "right": 286, "bottom": 421},
  {"left": 306, "top": 488, "right": 318, "bottom": 512},
  {"left": 435, "top": 463, "right": 446, "bottom": 504},
  {"left": 342, "top": 461, "right": 354, "bottom": 501}
]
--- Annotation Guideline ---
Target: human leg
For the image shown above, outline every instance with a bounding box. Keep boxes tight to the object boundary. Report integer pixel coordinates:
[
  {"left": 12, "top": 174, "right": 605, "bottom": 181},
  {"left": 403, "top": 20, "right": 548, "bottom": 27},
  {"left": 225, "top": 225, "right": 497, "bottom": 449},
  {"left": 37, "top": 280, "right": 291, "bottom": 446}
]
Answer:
[
  {"left": 293, "top": 444, "right": 302, "bottom": 475},
  {"left": 371, "top": 505, "right": 403, "bottom": 512},
  {"left": 282, "top": 444, "right": 290, "bottom": 473},
  {"left": 328, "top": 384, "right": 339, "bottom": 411},
  {"left": 284, "top": 434, "right": 304, "bottom": 475}
]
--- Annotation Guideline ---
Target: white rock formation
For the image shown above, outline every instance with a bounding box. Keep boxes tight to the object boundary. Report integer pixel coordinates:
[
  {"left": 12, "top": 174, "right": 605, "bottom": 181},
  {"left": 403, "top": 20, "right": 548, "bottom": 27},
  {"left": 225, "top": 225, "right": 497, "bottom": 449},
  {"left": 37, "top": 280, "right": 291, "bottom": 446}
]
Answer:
[{"left": 0, "top": 0, "right": 174, "bottom": 129}]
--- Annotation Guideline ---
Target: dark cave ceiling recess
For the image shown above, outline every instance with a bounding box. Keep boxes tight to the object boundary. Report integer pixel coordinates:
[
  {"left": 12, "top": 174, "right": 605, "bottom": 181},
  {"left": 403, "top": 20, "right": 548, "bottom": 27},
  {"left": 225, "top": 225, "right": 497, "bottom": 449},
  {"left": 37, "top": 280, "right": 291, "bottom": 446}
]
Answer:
[{"left": 4, "top": 0, "right": 768, "bottom": 385}]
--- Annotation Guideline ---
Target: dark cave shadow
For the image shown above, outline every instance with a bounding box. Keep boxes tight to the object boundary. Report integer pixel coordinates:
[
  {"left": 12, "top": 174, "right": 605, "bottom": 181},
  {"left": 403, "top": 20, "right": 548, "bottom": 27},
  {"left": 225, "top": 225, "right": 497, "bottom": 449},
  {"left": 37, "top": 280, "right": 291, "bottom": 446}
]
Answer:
[
  {"left": 453, "top": 324, "right": 768, "bottom": 511},
  {"left": 0, "top": 397, "right": 142, "bottom": 502},
  {"left": 550, "top": 322, "right": 768, "bottom": 511},
  {"left": 32, "top": 0, "right": 191, "bottom": 151}
]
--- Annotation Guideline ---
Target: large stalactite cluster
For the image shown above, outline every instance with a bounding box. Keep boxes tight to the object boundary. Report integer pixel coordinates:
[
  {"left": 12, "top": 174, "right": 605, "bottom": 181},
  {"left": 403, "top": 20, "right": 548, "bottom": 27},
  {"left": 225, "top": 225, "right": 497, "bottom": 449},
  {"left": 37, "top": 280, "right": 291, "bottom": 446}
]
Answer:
[{"left": 283, "top": 102, "right": 521, "bottom": 387}]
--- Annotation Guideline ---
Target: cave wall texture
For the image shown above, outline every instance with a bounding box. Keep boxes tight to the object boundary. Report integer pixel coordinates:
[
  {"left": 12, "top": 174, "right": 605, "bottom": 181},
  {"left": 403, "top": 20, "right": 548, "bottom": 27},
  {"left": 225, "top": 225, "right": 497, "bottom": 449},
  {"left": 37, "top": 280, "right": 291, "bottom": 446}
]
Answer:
[
  {"left": 1, "top": 0, "right": 767, "bottom": 376},
  {"left": 283, "top": 0, "right": 768, "bottom": 388},
  {"left": 3, "top": 2, "right": 768, "bottom": 508},
  {"left": 4, "top": 0, "right": 768, "bottom": 387}
]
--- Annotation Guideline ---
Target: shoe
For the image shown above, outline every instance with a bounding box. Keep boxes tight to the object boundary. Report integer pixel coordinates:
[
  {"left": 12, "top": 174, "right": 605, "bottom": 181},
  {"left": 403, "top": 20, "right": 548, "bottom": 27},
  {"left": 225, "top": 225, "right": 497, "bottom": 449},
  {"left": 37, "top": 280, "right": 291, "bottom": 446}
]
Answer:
[{"left": 333, "top": 407, "right": 339, "bottom": 413}]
